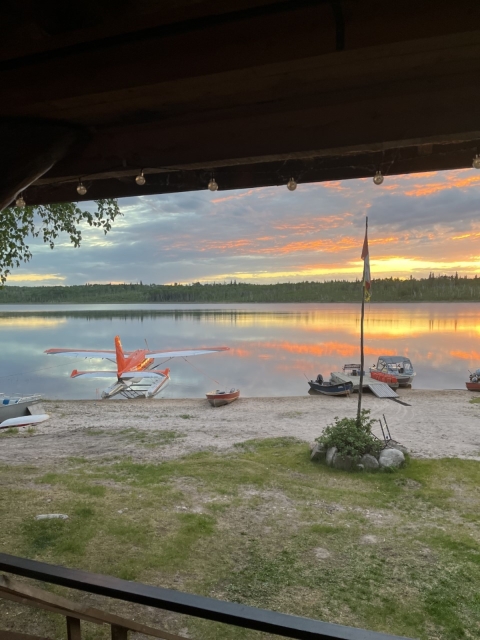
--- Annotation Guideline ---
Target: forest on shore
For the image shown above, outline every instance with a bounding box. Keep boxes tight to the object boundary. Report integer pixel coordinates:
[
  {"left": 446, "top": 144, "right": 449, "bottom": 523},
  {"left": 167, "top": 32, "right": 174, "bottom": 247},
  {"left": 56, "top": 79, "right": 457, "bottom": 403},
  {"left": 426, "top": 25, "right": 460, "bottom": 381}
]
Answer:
[{"left": 0, "top": 274, "right": 479, "bottom": 304}]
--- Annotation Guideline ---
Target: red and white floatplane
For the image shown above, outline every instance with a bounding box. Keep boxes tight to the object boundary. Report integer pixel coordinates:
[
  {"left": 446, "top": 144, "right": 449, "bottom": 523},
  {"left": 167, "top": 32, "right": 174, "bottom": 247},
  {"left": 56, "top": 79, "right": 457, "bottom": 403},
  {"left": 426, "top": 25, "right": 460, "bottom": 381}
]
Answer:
[{"left": 46, "top": 335, "right": 229, "bottom": 399}]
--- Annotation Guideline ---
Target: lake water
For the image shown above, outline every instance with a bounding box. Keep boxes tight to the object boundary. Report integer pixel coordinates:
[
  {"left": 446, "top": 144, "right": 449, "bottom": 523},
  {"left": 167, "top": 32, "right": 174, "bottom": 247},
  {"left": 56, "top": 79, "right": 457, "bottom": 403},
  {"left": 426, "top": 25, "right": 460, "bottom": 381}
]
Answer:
[{"left": 0, "top": 302, "right": 478, "bottom": 399}]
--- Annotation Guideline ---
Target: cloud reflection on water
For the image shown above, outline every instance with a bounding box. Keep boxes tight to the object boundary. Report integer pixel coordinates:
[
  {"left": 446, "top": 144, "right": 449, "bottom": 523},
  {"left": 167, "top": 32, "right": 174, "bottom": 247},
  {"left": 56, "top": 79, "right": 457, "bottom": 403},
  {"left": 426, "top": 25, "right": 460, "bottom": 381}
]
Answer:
[{"left": 0, "top": 303, "right": 477, "bottom": 399}]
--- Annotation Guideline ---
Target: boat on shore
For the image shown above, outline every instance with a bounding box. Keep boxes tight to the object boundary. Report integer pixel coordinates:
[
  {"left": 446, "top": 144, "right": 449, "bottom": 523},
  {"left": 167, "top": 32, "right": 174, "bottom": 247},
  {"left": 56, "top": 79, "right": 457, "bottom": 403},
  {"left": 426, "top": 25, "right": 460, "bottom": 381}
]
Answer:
[
  {"left": 466, "top": 381, "right": 480, "bottom": 391},
  {"left": 370, "top": 356, "right": 415, "bottom": 387},
  {"left": 466, "top": 369, "right": 480, "bottom": 391},
  {"left": 0, "top": 394, "right": 50, "bottom": 428},
  {"left": 308, "top": 375, "right": 353, "bottom": 397},
  {"left": 206, "top": 388, "right": 240, "bottom": 407}
]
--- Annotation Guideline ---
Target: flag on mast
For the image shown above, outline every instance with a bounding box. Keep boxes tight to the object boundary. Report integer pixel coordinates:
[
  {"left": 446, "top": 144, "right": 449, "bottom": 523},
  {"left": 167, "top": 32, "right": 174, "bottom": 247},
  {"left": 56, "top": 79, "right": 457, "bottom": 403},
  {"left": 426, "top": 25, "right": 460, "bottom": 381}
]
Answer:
[{"left": 361, "top": 220, "right": 371, "bottom": 302}]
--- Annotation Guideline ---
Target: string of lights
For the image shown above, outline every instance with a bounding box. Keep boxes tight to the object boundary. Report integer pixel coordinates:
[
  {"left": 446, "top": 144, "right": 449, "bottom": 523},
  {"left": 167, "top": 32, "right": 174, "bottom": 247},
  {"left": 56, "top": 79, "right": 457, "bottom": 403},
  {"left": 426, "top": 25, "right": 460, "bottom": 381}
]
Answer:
[{"left": 13, "top": 153, "right": 480, "bottom": 207}]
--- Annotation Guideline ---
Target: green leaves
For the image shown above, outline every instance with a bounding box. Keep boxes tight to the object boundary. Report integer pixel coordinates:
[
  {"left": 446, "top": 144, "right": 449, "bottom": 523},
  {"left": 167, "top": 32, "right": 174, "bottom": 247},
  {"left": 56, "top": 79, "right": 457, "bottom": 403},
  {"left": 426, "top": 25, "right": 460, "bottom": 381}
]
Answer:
[
  {"left": 317, "top": 409, "right": 382, "bottom": 459},
  {"left": 0, "top": 199, "right": 121, "bottom": 284}
]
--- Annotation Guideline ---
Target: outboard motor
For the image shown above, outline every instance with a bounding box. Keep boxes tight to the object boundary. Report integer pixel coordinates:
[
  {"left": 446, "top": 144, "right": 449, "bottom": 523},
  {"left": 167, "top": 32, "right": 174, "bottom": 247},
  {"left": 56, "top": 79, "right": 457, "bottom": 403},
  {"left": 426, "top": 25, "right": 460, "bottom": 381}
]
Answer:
[
  {"left": 316, "top": 374, "right": 324, "bottom": 384},
  {"left": 470, "top": 368, "right": 480, "bottom": 382}
]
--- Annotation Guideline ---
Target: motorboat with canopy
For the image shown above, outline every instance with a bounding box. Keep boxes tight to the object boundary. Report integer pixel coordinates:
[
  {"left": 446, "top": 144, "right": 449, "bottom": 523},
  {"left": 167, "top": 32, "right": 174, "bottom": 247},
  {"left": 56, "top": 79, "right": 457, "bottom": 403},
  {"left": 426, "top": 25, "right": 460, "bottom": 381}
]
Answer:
[{"left": 370, "top": 356, "right": 415, "bottom": 387}]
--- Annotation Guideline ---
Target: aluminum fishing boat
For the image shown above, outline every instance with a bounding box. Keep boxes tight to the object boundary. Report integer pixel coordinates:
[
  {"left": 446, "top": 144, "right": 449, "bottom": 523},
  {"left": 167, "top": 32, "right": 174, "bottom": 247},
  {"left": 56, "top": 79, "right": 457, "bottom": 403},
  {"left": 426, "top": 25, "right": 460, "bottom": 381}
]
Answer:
[
  {"left": 370, "top": 356, "right": 415, "bottom": 387},
  {"left": 308, "top": 375, "right": 353, "bottom": 396},
  {"left": 0, "top": 394, "right": 50, "bottom": 428},
  {"left": 206, "top": 388, "right": 240, "bottom": 407},
  {"left": 466, "top": 369, "right": 480, "bottom": 391}
]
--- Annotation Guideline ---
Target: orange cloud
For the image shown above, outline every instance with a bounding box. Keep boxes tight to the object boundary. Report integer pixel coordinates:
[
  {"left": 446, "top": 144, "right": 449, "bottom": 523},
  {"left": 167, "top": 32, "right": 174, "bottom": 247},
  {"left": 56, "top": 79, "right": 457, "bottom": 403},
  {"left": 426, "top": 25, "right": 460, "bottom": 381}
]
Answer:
[
  {"left": 404, "top": 174, "right": 480, "bottom": 197},
  {"left": 273, "top": 214, "right": 353, "bottom": 233},
  {"left": 211, "top": 189, "right": 256, "bottom": 204},
  {"left": 198, "top": 239, "right": 253, "bottom": 252},
  {"left": 321, "top": 181, "right": 349, "bottom": 192}
]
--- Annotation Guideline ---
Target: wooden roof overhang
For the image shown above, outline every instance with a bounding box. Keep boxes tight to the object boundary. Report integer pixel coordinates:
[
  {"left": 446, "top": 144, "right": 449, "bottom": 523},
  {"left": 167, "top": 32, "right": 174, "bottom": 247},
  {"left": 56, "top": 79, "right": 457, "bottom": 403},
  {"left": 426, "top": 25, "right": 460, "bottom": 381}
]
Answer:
[{"left": 2, "top": 0, "right": 480, "bottom": 208}]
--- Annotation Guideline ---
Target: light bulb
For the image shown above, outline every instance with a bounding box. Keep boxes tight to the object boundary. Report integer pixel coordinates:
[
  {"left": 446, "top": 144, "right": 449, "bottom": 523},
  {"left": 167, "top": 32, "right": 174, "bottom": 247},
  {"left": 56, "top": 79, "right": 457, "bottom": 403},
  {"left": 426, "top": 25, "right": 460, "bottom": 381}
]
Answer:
[
  {"left": 77, "top": 182, "right": 87, "bottom": 196},
  {"left": 15, "top": 195, "right": 25, "bottom": 208},
  {"left": 473, "top": 155, "right": 480, "bottom": 170},
  {"left": 208, "top": 178, "right": 218, "bottom": 191},
  {"left": 373, "top": 171, "right": 384, "bottom": 185},
  {"left": 287, "top": 178, "right": 297, "bottom": 191},
  {"left": 135, "top": 171, "right": 146, "bottom": 185}
]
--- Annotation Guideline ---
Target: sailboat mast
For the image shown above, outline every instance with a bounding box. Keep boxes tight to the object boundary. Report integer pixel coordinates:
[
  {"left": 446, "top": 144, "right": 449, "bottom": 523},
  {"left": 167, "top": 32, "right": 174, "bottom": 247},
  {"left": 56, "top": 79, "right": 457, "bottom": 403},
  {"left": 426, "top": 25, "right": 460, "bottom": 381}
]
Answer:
[{"left": 357, "top": 217, "right": 368, "bottom": 424}]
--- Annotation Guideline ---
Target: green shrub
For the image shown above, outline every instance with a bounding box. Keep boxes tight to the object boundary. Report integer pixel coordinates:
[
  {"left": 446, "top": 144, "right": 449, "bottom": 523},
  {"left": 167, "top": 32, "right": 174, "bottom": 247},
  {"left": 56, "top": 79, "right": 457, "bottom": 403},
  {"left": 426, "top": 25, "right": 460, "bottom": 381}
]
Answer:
[{"left": 316, "top": 410, "right": 382, "bottom": 460}]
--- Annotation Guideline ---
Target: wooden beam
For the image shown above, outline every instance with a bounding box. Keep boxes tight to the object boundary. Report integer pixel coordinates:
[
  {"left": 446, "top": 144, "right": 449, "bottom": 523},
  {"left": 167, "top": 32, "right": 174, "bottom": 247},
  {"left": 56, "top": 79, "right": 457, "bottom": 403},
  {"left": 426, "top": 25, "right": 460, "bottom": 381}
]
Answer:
[
  {"left": 0, "top": 632, "right": 50, "bottom": 640},
  {"left": 8, "top": 30, "right": 480, "bottom": 130},
  {"left": 0, "top": 119, "right": 84, "bottom": 211},
  {"left": 0, "top": 575, "right": 186, "bottom": 640},
  {"left": 21, "top": 137, "right": 480, "bottom": 205},
  {"left": 111, "top": 626, "right": 128, "bottom": 640},
  {"left": 3, "top": 3, "right": 480, "bottom": 203},
  {"left": 0, "top": 587, "right": 104, "bottom": 625},
  {"left": 2, "top": 0, "right": 480, "bottom": 110},
  {"left": 15, "top": 30, "right": 480, "bottom": 191},
  {"left": 66, "top": 617, "right": 81, "bottom": 640}
]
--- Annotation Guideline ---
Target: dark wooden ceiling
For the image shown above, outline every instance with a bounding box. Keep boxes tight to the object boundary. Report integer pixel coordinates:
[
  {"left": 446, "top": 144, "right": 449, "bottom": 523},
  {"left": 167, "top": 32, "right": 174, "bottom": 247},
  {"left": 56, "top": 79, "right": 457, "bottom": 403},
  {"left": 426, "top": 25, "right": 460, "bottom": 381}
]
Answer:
[{"left": 2, "top": 0, "right": 480, "bottom": 206}]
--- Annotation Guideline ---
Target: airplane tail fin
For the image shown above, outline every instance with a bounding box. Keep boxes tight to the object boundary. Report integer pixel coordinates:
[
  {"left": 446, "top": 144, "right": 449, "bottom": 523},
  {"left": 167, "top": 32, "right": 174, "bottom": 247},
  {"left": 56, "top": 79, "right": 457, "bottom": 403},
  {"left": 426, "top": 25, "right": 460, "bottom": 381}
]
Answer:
[{"left": 114, "top": 335, "right": 126, "bottom": 373}]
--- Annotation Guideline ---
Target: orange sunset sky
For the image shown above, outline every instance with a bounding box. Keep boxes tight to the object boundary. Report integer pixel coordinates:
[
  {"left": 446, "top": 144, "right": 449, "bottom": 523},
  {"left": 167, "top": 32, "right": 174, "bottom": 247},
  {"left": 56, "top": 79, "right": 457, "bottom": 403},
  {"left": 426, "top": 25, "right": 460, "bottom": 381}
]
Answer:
[{"left": 9, "top": 167, "right": 480, "bottom": 286}]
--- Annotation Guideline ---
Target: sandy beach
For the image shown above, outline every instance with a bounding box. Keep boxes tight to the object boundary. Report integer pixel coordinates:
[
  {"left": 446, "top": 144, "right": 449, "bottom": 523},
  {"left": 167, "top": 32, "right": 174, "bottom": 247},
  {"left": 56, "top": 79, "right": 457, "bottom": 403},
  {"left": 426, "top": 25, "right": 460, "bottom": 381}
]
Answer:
[{"left": 1, "top": 390, "right": 479, "bottom": 465}]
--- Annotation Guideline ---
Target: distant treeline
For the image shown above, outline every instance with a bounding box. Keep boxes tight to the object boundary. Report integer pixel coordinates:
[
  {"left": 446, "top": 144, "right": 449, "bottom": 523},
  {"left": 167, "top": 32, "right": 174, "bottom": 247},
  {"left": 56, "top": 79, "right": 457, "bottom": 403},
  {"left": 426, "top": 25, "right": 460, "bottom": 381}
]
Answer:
[{"left": 0, "top": 274, "right": 479, "bottom": 303}]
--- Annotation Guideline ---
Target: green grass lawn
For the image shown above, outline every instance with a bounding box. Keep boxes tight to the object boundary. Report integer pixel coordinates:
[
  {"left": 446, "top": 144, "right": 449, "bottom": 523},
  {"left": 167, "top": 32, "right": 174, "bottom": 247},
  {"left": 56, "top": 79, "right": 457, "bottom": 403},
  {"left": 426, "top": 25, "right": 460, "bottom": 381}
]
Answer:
[{"left": 0, "top": 437, "right": 479, "bottom": 640}]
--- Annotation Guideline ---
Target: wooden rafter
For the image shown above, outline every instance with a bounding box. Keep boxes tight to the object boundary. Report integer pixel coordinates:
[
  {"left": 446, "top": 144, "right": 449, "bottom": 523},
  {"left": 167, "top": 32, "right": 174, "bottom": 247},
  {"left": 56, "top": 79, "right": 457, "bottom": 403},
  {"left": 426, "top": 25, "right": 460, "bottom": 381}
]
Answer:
[{"left": 1, "top": 0, "right": 480, "bottom": 205}]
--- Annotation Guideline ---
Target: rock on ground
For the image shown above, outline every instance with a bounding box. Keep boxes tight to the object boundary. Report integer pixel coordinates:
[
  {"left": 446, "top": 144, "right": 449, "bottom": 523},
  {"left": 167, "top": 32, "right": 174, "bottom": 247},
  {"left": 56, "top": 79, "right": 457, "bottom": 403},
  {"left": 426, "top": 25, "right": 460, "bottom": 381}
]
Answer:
[
  {"left": 332, "top": 454, "right": 355, "bottom": 471},
  {"left": 385, "top": 440, "right": 409, "bottom": 454},
  {"left": 310, "top": 443, "right": 326, "bottom": 462},
  {"left": 326, "top": 447, "right": 337, "bottom": 467},
  {"left": 379, "top": 448, "right": 405, "bottom": 469},
  {"left": 360, "top": 453, "right": 379, "bottom": 470}
]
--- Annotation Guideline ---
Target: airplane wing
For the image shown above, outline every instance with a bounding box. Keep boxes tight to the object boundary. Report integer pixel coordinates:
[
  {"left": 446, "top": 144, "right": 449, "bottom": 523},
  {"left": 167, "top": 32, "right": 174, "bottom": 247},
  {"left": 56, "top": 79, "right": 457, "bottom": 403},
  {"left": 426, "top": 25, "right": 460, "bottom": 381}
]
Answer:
[
  {"left": 71, "top": 370, "right": 117, "bottom": 378},
  {"left": 46, "top": 348, "right": 121, "bottom": 358},
  {"left": 145, "top": 347, "right": 230, "bottom": 358}
]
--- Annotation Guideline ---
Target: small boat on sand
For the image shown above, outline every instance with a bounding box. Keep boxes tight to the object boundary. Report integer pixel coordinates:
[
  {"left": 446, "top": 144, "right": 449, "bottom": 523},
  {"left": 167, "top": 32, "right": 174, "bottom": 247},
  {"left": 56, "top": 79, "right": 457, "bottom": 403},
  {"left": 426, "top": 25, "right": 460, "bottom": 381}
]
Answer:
[
  {"left": 308, "top": 375, "right": 353, "bottom": 397},
  {"left": 206, "top": 388, "right": 240, "bottom": 407},
  {"left": 0, "top": 394, "right": 50, "bottom": 428},
  {"left": 466, "top": 381, "right": 480, "bottom": 391},
  {"left": 466, "top": 369, "right": 480, "bottom": 391}
]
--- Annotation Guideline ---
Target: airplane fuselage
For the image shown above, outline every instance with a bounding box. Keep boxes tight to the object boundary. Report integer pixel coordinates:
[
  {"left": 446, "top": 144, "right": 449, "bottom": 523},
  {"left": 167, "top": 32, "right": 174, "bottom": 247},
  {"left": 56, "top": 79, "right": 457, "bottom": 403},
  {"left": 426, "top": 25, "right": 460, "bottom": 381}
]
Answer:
[{"left": 118, "top": 350, "right": 154, "bottom": 380}]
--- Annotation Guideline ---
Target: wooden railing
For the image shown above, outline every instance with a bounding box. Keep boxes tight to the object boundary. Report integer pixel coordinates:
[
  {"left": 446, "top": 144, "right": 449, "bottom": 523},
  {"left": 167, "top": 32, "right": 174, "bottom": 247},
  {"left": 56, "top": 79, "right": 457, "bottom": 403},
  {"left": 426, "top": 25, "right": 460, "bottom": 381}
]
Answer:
[{"left": 0, "top": 553, "right": 413, "bottom": 640}]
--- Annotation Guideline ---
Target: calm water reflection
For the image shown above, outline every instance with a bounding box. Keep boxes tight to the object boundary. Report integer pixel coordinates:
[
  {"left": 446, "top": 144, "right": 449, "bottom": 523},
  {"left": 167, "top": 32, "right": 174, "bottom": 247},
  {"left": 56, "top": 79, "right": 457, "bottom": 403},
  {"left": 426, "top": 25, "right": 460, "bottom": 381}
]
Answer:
[{"left": 0, "top": 303, "right": 478, "bottom": 399}]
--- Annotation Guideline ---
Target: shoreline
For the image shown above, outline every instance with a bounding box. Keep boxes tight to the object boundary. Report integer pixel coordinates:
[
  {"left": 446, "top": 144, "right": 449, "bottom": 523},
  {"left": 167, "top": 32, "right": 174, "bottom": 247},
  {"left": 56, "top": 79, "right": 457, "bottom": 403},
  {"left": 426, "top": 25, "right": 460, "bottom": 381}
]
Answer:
[
  {"left": 0, "top": 301, "right": 477, "bottom": 306},
  {"left": 1, "top": 390, "right": 479, "bottom": 465}
]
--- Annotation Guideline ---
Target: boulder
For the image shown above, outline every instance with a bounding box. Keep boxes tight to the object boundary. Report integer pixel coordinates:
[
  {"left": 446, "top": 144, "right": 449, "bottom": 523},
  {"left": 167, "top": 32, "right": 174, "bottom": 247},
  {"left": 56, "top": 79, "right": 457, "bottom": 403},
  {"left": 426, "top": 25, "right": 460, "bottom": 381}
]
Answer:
[
  {"left": 360, "top": 453, "right": 380, "bottom": 470},
  {"left": 325, "top": 447, "right": 337, "bottom": 467},
  {"left": 378, "top": 448, "right": 405, "bottom": 469},
  {"left": 332, "top": 454, "right": 355, "bottom": 471},
  {"left": 385, "top": 440, "right": 409, "bottom": 454},
  {"left": 310, "top": 443, "right": 326, "bottom": 462}
]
